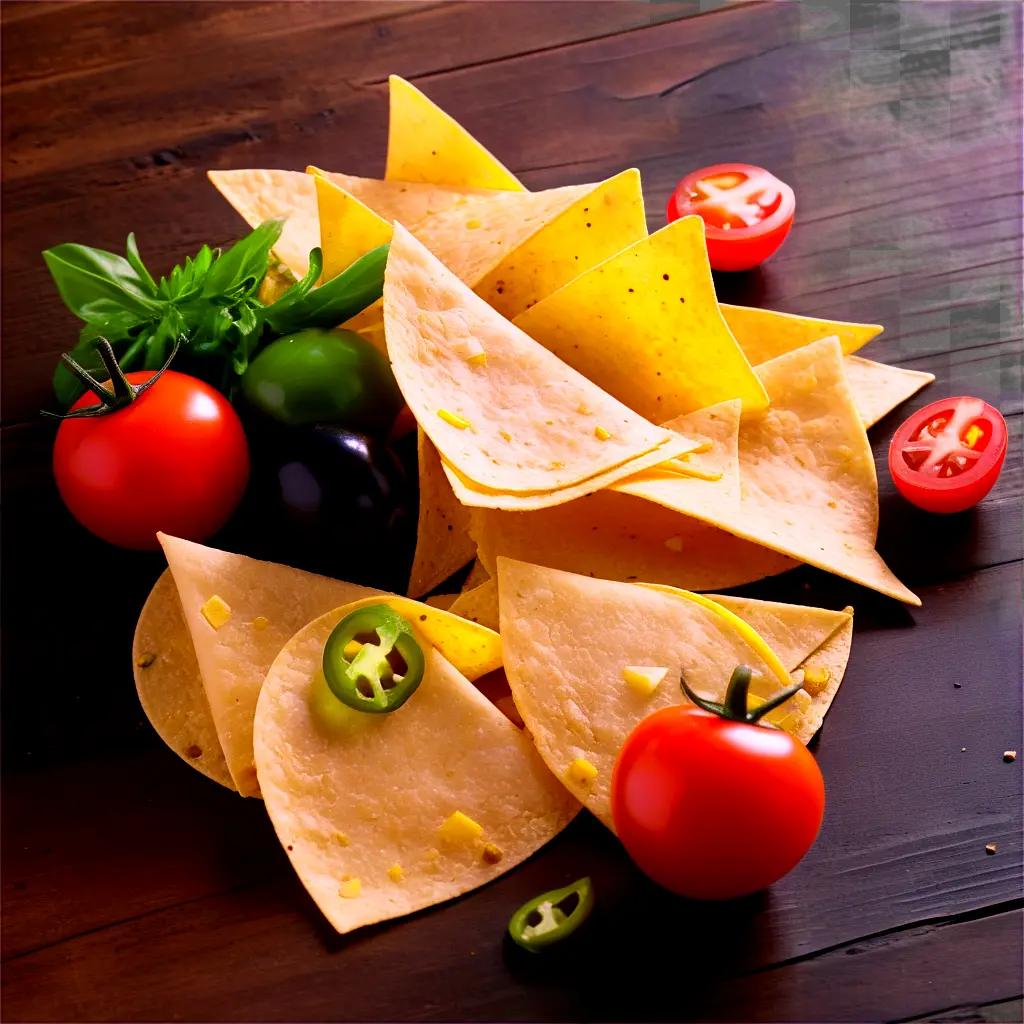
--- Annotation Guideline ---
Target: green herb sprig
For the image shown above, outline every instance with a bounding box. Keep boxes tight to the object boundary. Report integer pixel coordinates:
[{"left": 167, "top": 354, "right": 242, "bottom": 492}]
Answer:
[{"left": 43, "top": 223, "right": 388, "bottom": 407}]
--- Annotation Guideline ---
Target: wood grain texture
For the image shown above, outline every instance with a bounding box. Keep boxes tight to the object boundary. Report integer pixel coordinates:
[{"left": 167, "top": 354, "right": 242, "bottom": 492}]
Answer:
[{"left": 1, "top": 1, "right": 1021, "bottom": 1021}]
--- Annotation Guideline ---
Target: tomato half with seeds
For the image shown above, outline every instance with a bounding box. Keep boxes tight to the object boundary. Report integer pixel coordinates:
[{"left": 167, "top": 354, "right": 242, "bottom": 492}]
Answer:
[
  {"left": 666, "top": 163, "right": 795, "bottom": 271},
  {"left": 888, "top": 396, "right": 1007, "bottom": 513}
]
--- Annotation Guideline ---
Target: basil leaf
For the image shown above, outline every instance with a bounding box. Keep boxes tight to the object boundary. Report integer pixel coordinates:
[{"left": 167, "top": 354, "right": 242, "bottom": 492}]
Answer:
[
  {"left": 125, "top": 234, "right": 158, "bottom": 295},
  {"left": 203, "top": 220, "right": 283, "bottom": 298},
  {"left": 43, "top": 243, "right": 161, "bottom": 321},
  {"left": 264, "top": 244, "right": 387, "bottom": 336}
]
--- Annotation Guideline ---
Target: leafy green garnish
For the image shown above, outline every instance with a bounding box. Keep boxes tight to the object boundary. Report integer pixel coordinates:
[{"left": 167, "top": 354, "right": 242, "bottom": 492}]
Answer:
[{"left": 44, "top": 222, "right": 389, "bottom": 408}]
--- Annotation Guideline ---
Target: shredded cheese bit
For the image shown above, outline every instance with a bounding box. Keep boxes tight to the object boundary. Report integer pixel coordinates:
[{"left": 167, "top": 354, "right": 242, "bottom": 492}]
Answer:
[
  {"left": 664, "top": 536, "right": 684, "bottom": 553},
  {"left": 467, "top": 352, "right": 488, "bottom": 367},
  {"left": 437, "top": 409, "right": 472, "bottom": 430},
  {"left": 499, "top": 430, "right": 512, "bottom": 442},
  {"left": 622, "top": 665, "right": 668, "bottom": 697},
  {"left": 334, "top": 831, "right": 351, "bottom": 847},
  {"left": 1004, "top": 750, "right": 1017, "bottom": 763},
  {"left": 594, "top": 426, "right": 612, "bottom": 441},
  {"left": 466, "top": 218, "right": 481, "bottom": 229},
  {"left": 576, "top": 402, "right": 591, "bottom": 416},
  {"left": 688, "top": 440, "right": 714, "bottom": 455},
  {"left": 964, "top": 424, "right": 984, "bottom": 448},
  {"left": 252, "top": 615, "right": 269, "bottom": 632},
  {"left": 482, "top": 843, "right": 504, "bottom": 865},
  {"left": 200, "top": 595, "right": 232, "bottom": 630},
  {"left": 801, "top": 665, "right": 831, "bottom": 696},
  {"left": 387, "top": 864, "right": 405, "bottom": 883},
  {"left": 567, "top": 758, "right": 598, "bottom": 785},
  {"left": 438, "top": 810, "right": 484, "bottom": 844},
  {"left": 338, "top": 877, "right": 362, "bottom": 899}
]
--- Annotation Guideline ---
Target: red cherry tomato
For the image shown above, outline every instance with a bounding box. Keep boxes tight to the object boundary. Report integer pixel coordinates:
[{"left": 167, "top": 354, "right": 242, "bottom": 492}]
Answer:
[
  {"left": 888, "top": 396, "right": 1007, "bottom": 514},
  {"left": 666, "top": 163, "right": 795, "bottom": 272},
  {"left": 611, "top": 705, "right": 824, "bottom": 900},
  {"left": 53, "top": 371, "right": 249, "bottom": 549}
]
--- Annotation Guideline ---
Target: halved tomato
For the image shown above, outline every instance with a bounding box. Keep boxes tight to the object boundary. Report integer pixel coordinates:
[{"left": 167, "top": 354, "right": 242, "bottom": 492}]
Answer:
[
  {"left": 666, "top": 163, "right": 795, "bottom": 271},
  {"left": 888, "top": 396, "right": 1007, "bottom": 513}
]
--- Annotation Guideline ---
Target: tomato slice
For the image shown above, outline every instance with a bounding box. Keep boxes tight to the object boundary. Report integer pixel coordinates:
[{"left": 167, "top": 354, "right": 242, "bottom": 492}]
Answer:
[
  {"left": 666, "top": 163, "right": 795, "bottom": 272},
  {"left": 888, "top": 396, "right": 1007, "bottom": 513}
]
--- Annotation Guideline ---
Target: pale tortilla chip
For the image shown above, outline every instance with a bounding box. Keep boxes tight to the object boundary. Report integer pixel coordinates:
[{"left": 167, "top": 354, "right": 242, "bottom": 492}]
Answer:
[
  {"left": 462, "top": 558, "right": 490, "bottom": 592},
  {"left": 449, "top": 578, "right": 500, "bottom": 632},
  {"left": 498, "top": 559, "right": 851, "bottom": 828},
  {"left": 385, "top": 74, "right": 525, "bottom": 191},
  {"left": 133, "top": 570, "right": 235, "bottom": 791},
  {"left": 383, "top": 223, "right": 694, "bottom": 498},
  {"left": 424, "top": 594, "right": 459, "bottom": 611},
  {"left": 721, "top": 303, "right": 882, "bottom": 364},
  {"left": 617, "top": 338, "right": 920, "bottom": 605},
  {"left": 158, "top": 534, "right": 381, "bottom": 795},
  {"left": 210, "top": 168, "right": 503, "bottom": 277},
  {"left": 842, "top": 355, "right": 935, "bottom": 428},
  {"left": 408, "top": 430, "right": 476, "bottom": 598},
  {"left": 254, "top": 609, "right": 577, "bottom": 935},
  {"left": 514, "top": 216, "right": 768, "bottom": 417},
  {"left": 473, "top": 169, "right": 649, "bottom": 320},
  {"left": 469, "top": 399, "right": 797, "bottom": 590}
]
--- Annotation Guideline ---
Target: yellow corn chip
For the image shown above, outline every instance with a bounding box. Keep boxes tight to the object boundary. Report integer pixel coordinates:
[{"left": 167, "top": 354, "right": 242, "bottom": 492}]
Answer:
[
  {"left": 514, "top": 215, "right": 768, "bottom": 417},
  {"left": 385, "top": 74, "right": 525, "bottom": 191},
  {"left": 313, "top": 172, "right": 393, "bottom": 281},
  {"left": 722, "top": 303, "right": 882, "bottom": 364}
]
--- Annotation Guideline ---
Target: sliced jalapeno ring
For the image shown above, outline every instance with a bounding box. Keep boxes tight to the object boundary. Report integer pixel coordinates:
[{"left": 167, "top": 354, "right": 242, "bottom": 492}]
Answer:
[
  {"left": 507, "top": 876, "right": 594, "bottom": 952},
  {"left": 322, "top": 604, "right": 425, "bottom": 714}
]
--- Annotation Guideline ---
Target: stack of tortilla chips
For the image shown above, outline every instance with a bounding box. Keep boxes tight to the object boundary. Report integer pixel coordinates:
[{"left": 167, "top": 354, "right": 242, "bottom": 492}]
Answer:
[{"left": 134, "top": 76, "right": 930, "bottom": 936}]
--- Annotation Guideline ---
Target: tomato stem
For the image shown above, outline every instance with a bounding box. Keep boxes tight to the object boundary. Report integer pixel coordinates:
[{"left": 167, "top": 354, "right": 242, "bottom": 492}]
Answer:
[
  {"left": 42, "top": 337, "right": 180, "bottom": 420},
  {"left": 680, "top": 666, "right": 805, "bottom": 724}
]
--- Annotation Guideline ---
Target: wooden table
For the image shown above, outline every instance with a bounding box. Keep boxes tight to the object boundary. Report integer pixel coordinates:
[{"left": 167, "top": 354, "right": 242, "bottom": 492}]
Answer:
[{"left": 2, "top": 2, "right": 1021, "bottom": 1020}]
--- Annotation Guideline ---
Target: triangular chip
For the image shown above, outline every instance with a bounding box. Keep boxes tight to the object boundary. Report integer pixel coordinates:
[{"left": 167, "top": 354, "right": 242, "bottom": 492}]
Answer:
[
  {"left": 133, "top": 570, "right": 235, "bottom": 790},
  {"left": 157, "top": 536, "right": 502, "bottom": 795},
  {"left": 615, "top": 338, "right": 919, "bottom": 604},
  {"left": 514, "top": 215, "right": 768, "bottom": 417},
  {"left": 498, "top": 560, "right": 849, "bottom": 827},
  {"left": 383, "top": 222, "right": 693, "bottom": 499},
  {"left": 722, "top": 303, "right": 882, "bottom": 364},
  {"left": 385, "top": 74, "right": 525, "bottom": 191},
  {"left": 254, "top": 608, "right": 577, "bottom": 935},
  {"left": 473, "top": 168, "right": 648, "bottom": 320},
  {"left": 408, "top": 429, "right": 476, "bottom": 598},
  {"left": 313, "top": 172, "right": 394, "bottom": 282},
  {"left": 842, "top": 355, "right": 934, "bottom": 428},
  {"left": 210, "top": 168, "right": 501, "bottom": 277},
  {"left": 449, "top": 578, "right": 500, "bottom": 632}
]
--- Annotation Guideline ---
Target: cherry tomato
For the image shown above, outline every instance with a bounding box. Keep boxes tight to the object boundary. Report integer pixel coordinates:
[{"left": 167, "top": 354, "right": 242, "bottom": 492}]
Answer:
[
  {"left": 888, "top": 396, "right": 1007, "bottom": 514},
  {"left": 611, "top": 704, "right": 824, "bottom": 900},
  {"left": 666, "top": 163, "right": 795, "bottom": 272},
  {"left": 53, "top": 370, "right": 249, "bottom": 549}
]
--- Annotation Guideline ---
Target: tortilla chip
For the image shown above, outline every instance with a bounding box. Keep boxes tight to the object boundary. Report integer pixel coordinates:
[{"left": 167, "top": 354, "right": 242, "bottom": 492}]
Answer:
[
  {"left": 408, "top": 430, "right": 476, "bottom": 598},
  {"left": 469, "top": 399, "right": 796, "bottom": 589},
  {"left": 721, "top": 303, "right": 882, "bottom": 364},
  {"left": 385, "top": 74, "right": 525, "bottom": 192},
  {"left": 313, "top": 172, "right": 393, "bottom": 282},
  {"left": 842, "top": 355, "right": 935, "bottom": 428},
  {"left": 254, "top": 610, "right": 577, "bottom": 935},
  {"left": 462, "top": 558, "right": 490, "bottom": 592},
  {"left": 472, "top": 492, "right": 798, "bottom": 592},
  {"left": 383, "top": 223, "right": 694, "bottom": 498},
  {"left": 210, "top": 168, "right": 503, "bottom": 277},
  {"left": 514, "top": 215, "right": 768, "bottom": 417},
  {"left": 449, "top": 578, "right": 500, "bottom": 632},
  {"left": 133, "top": 570, "right": 235, "bottom": 790},
  {"left": 158, "top": 534, "right": 381, "bottom": 796},
  {"left": 617, "top": 338, "right": 919, "bottom": 605},
  {"left": 499, "top": 559, "right": 850, "bottom": 827},
  {"left": 424, "top": 594, "right": 459, "bottom": 611},
  {"left": 474, "top": 169, "right": 648, "bottom": 320}
]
